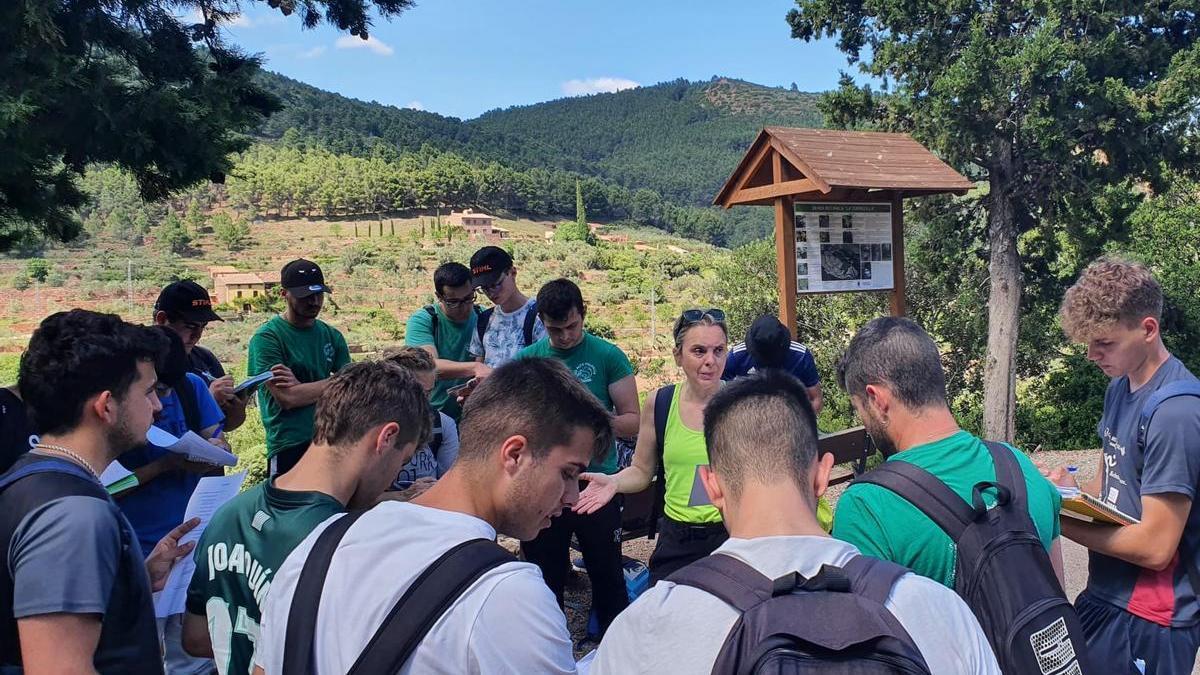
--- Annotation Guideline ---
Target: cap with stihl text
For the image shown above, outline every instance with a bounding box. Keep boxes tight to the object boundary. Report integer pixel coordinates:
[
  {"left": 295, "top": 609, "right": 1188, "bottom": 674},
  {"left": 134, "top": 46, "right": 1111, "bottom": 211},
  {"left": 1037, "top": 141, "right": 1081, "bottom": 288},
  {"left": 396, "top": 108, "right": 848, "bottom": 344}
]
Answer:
[
  {"left": 154, "top": 280, "right": 223, "bottom": 323},
  {"left": 281, "top": 259, "right": 332, "bottom": 298},
  {"left": 469, "top": 246, "right": 513, "bottom": 289}
]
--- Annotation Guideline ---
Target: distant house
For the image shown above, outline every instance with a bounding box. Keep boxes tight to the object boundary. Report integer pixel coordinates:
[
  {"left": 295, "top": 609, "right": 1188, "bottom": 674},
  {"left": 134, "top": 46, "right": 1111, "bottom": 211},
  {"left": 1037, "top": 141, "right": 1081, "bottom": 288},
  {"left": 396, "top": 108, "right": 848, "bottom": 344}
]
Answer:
[
  {"left": 448, "top": 209, "right": 509, "bottom": 241},
  {"left": 211, "top": 270, "right": 275, "bottom": 310}
]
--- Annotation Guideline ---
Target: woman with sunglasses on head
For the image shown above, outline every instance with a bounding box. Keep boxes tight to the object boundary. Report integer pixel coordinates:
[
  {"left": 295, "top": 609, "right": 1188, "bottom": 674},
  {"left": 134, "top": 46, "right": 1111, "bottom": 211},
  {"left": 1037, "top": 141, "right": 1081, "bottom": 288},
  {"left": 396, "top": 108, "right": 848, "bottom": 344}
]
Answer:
[{"left": 576, "top": 308, "right": 729, "bottom": 583}]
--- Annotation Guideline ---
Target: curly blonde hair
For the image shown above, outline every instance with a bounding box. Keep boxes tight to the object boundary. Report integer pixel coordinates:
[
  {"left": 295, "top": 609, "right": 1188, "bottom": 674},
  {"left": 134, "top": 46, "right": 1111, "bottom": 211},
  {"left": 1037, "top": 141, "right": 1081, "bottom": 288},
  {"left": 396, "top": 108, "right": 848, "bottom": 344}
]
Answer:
[{"left": 1059, "top": 256, "right": 1162, "bottom": 341}]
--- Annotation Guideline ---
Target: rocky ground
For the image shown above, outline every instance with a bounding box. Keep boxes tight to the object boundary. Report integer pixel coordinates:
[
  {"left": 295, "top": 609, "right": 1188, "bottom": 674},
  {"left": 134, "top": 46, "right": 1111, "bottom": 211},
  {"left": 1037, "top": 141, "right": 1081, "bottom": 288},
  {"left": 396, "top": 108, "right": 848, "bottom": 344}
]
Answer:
[{"left": 515, "top": 448, "right": 1109, "bottom": 658}]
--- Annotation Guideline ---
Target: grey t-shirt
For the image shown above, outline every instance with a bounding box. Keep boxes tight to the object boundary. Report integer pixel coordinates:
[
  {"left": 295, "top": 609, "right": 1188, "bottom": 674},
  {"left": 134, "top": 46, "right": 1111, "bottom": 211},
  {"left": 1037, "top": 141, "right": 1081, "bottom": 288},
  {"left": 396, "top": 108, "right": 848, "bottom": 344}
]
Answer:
[
  {"left": 4, "top": 460, "right": 162, "bottom": 673},
  {"left": 393, "top": 413, "right": 460, "bottom": 488},
  {"left": 1087, "top": 356, "right": 1200, "bottom": 626}
]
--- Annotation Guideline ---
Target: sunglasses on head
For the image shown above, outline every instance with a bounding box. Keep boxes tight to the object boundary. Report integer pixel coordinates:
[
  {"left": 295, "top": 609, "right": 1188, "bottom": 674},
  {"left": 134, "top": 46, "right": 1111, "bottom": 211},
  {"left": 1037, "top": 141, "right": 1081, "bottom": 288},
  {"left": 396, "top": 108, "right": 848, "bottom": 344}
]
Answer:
[{"left": 680, "top": 308, "right": 726, "bottom": 323}]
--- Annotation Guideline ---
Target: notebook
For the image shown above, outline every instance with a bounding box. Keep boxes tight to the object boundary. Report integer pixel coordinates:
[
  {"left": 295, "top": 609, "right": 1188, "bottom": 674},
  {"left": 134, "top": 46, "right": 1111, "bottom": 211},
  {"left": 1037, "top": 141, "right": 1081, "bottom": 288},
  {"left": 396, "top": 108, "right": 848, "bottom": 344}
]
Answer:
[{"left": 1058, "top": 486, "right": 1139, "bottom": 526}]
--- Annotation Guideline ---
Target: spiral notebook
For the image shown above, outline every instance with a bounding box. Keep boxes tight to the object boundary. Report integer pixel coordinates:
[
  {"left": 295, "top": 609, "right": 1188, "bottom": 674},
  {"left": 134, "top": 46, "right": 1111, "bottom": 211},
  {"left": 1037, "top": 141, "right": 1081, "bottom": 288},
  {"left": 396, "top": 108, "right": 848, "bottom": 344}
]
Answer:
[{"left": 1057, "top": 486, "right": 1139, "bottom": 526}]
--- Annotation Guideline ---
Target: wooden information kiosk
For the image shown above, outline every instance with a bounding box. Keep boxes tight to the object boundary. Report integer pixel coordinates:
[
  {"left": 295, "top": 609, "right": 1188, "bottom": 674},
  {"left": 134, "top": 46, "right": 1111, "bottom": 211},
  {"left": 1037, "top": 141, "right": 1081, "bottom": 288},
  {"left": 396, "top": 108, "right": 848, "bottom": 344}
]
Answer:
[{"left": 713, "top": 127, "right": 973, "bottom": 324}]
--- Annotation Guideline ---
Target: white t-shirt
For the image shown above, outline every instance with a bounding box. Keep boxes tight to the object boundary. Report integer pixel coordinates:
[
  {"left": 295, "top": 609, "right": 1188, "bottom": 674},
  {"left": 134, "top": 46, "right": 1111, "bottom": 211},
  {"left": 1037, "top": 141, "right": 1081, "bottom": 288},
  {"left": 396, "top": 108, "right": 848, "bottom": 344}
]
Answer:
[
  {"left": 469, "top": 298, "right": 547, "bottom": 367},
  {"left": 253, "top": 502, "right": 576, "bottom": 674},
  {"left": 591, "top": 536, "right": 1000, "bottom": 675}
]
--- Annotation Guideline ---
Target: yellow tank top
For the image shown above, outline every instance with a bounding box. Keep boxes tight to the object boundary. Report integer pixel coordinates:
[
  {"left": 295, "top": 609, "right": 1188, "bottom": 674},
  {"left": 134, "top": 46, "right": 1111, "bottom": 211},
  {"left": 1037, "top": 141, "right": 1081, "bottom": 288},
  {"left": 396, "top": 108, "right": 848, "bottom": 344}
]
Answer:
[{"left": 662, "top": 383, "right": 723, "bottom": 524}]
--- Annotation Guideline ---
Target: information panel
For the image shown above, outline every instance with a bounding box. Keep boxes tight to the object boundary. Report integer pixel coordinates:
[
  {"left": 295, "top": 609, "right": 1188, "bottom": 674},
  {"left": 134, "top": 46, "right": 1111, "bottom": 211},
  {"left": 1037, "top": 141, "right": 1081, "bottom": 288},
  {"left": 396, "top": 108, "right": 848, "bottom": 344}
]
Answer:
[{"left": 794, "top": 202, "right": 894, "bottom": 293}]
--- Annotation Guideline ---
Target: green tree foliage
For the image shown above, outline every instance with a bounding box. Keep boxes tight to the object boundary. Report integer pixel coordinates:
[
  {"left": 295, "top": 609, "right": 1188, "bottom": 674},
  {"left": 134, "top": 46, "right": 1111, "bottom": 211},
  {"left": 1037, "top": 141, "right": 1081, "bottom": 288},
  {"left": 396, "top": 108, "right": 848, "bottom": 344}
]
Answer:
[
  {"left": 221, "top": 143, "right": 766, "bottom": 247},
  {"left": 788, "top": 0, "right": 1200, "bottom": 440},
  {"left": 0, "top": 0, "right": 416, "bottom": 250},
  {"left": 257, "top": 73, "right": 822, "bottom": 210},
  {"left": 24, "top": 258, "right": 49, "bottom": 283},
  {"left": 556, "top": 181, "right": 595, "bottom": 243},
  {"left": 156, "top": 213, "right": 192, "bottom": 255},
  {"left": 212, "top": 213, "right": 251, "bottom": 251},
  {"left": 185, "top": 201, "right": 208, "bottom": 233}
]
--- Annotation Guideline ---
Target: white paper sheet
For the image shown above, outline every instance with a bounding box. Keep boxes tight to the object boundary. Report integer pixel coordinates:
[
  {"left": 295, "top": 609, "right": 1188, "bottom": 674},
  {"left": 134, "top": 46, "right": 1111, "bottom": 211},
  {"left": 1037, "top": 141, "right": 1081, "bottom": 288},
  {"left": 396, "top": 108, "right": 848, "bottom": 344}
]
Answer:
[
  {"left": 99, "top": 460, "right": 133, "bottom": 487},
  {"left": 155, "top": 471, "right": 246, "bottom": 618},
  {"left": 146, "top": 426, "right": 238, "bottom": 467}
]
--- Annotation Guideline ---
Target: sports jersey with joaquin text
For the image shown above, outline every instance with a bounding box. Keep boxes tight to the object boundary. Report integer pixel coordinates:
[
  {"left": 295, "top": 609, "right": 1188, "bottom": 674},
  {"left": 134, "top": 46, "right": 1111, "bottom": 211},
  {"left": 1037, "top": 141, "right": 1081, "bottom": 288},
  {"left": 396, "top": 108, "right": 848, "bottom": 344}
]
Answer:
[{"left": 186, "top": 479, "right": 343, "bottom": 675}]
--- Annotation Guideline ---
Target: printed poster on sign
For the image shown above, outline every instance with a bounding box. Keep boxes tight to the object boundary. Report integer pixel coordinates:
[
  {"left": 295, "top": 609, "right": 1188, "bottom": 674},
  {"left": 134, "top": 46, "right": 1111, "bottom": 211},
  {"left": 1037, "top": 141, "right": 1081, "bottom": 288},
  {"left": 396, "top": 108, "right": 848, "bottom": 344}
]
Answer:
[{"left": 793, "top": 203, "right": 895, "bottom": 293}]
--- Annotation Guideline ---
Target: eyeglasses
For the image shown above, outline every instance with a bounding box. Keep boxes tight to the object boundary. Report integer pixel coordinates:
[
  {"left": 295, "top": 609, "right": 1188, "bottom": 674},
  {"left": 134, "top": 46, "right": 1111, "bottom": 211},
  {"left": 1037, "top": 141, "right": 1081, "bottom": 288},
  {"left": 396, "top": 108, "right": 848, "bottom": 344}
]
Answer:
[
  {"left": 439, "top": 291, "right": 476, "bottom": 308},
  {"left": 679, "top": 308, "right": 726, "bottom": 323},
  {"left": 480, "top": 276, "right": 507, "bottom": 293}
]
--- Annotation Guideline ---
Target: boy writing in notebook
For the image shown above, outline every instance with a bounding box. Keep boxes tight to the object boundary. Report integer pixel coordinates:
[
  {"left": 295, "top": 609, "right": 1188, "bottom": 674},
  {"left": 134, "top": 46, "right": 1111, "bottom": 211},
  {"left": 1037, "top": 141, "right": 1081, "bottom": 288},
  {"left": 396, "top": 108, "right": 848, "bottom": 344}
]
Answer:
[{"left": 1048, "top": 257, "right": 1200, "bottom": 674}]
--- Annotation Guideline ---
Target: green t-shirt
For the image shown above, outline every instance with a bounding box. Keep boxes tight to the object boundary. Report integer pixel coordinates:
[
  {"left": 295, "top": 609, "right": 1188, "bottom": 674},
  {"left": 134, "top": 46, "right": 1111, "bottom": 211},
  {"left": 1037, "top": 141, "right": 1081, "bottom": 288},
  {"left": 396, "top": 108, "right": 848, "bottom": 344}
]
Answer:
[
  {"left": 517, "top": 332, "right": 634, "bottom": 474},
  {"left": 247, "top": 315, "right": 350, "bottom": 456},
  {"left": 832, "top": 430, "right": 1062, "bottom": 588},
  {"left": 404, "top": 305, "right": 478, "bottom": 421},
  {"left": 186, "top": 479, "right": 343, "bottom": 675}
]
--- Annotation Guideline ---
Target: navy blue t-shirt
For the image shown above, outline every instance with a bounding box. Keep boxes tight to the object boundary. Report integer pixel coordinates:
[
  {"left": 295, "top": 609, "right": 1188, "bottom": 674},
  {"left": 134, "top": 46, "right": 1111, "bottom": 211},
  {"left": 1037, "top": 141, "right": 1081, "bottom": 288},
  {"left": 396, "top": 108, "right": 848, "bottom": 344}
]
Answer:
[
  {"left": 722, "top": 341, "right": 820, "bottom": 387},
  {"left": 1086, "top": 356, "right": 1200, "bottom": 627},
  {"left": 116, "top": 373, "right": 223, "bottom": 557}
]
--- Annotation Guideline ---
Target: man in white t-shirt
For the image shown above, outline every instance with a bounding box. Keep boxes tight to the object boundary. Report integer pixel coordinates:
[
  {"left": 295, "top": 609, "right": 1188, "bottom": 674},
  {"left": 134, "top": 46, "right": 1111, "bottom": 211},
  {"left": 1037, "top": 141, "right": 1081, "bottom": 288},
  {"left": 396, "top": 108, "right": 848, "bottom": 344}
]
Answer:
[
  {"left": 252, "top": 358, "right": 614, "bottom": 675},
  {"left": 591, "top": 370, "right": 1001, "bottom": 675},
  {"left": 468, "top": 246, "right": 547, "bottom": 368}
]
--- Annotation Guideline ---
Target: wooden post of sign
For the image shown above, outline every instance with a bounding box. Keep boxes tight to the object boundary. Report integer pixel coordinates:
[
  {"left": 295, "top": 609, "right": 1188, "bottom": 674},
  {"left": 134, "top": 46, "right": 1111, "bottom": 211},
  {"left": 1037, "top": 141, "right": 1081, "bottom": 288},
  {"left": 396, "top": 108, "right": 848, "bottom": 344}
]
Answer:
[
  {"left": 889, "top": 193, "right": 906, "bottom": 316},
  {"left": 772, "top": 152, "right": 799, "bottom": 338}
]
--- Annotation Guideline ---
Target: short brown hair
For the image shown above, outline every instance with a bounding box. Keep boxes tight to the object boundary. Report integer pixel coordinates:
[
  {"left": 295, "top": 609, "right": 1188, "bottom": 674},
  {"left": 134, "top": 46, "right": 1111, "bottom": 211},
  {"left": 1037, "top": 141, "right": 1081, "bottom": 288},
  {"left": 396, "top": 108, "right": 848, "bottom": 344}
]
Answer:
[
  {"left": 457, "top": 358, "right": 613, "bottom": 463},
  {"left": 704, "top": 370, "right": 819, "bottom": 499},
  {"left": 312, "top": 360, "right": 432, "bottom": 449},
  {"left": 1060, "top": 257, "right": 1163, "bottom": 341},
  {"left": 381, "top": 346, "right": 435, "bottom": 374}
]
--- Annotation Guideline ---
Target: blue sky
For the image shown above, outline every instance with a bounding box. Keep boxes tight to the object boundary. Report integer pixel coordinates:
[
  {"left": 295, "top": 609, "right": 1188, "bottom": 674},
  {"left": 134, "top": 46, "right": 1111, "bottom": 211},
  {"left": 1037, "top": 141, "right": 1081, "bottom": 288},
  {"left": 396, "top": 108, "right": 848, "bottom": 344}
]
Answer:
[{"left": 214, "top": 1, "right": 857, "bottom": 120}]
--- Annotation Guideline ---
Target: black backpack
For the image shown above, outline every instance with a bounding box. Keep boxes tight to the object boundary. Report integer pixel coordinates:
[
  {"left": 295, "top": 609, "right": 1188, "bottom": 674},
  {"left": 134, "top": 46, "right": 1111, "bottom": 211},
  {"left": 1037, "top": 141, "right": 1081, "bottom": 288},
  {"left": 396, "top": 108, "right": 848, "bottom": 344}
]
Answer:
[
  {"left": 668, "top": 553, "right": 930, "bottom": 674},
  {"left": 645, "top": 384, "right": 676, "bottom": 539},
  {"left": 282, "top": 510, "right": 515, "bottom": 675},
  {"left": 855, "top": 440, "right": 1092, "bottom": 674},
  {"left": 0, "top": 459, "right": 154, "bottom": 672}
]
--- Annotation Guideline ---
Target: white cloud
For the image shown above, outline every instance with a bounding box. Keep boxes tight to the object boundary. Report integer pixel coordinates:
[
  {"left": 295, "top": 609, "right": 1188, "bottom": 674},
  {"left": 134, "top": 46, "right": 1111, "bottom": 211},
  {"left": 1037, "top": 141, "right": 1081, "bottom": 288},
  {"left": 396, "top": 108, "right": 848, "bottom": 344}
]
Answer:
[
  {"left": 227, "top": 13, "right": 253, "bottom": 27},
  {"left": 298, "top": 46, "right": 327, "bottom": 59},
  {"left": 405, "top": 101, "right": 425, "bottom": 111},
  {"left": 561, "top": 77, "right": 640, "bottom": 96},
  {"left": 335, "top": 35, "right": 394, "bottom": 57}
]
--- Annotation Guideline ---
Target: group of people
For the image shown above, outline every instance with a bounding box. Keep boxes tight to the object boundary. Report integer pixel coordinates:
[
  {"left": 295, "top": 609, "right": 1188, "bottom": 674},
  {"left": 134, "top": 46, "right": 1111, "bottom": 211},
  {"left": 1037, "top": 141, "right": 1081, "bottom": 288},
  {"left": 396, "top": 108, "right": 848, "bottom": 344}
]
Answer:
[{"left": 0, "top": 250, "right": 1195, "bottom": 675}]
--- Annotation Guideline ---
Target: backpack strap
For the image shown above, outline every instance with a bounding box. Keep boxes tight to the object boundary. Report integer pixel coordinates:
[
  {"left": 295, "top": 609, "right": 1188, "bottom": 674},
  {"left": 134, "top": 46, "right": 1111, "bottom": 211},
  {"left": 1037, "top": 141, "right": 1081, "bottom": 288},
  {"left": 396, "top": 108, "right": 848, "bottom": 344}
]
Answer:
[
  {"left": 666, "top": 553, "right": 772, "bottom": 612},
  {"left": 840, "top": 554, "right": 909, "bottom": 607},
  {"left": 0, "top": 459, "right": 98, "bottom": 492},
  {"left": 1137, "top": 381, "right": 1200, "bottom": 604},
  {"left": 1138, "top": 381, "right": 1200, "bottom": 454},
  {"left": 429, "top": 410, "right": 443, "bottom": 456},
  {"left": 647, "top": 384, "right": 676, "bottom": 539},
  {"left": 423, "top": 305, "right": 439, "bottom": 342},
  {"left": 854, "top": 460, "right": 976, "bottom": 542},
  {"left": 282, "top": 510, "right": 370, "bottom": 675},
  {"left": 476, "top": 307, "right": 494, "bottom": 344},
  {"left": 347, "top": 539, "right": 515, "bottom": 674},
  {"left": 522, "top": 300, "right": 538, "bottom": 346},
  {"left": 982, "top": 440, "right": 1028, "bottom": 512}
]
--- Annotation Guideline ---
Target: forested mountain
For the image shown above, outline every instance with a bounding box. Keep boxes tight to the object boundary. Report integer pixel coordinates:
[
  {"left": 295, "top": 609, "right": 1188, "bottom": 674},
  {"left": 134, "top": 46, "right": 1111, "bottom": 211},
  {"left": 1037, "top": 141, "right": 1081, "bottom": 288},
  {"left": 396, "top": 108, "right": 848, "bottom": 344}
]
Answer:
[{"left": 255, "top": 73, "right": 823, "bottom": 207}]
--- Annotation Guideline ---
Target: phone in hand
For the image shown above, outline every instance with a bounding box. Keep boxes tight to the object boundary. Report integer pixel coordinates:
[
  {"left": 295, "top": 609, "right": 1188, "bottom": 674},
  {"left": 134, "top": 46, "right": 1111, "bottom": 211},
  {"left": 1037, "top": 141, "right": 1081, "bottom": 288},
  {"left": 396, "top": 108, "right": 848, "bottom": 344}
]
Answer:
[{"left": 446, "top": 378, "right": 478, "bottom": 398}]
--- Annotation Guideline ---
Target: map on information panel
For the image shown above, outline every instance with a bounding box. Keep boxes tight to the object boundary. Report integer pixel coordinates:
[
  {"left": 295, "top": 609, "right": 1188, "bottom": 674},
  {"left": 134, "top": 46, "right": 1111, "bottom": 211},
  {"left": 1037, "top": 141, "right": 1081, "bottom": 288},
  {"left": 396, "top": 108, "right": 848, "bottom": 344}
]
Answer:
[{"left": 794, "top": 202, "right": 895, "bottom": 293}]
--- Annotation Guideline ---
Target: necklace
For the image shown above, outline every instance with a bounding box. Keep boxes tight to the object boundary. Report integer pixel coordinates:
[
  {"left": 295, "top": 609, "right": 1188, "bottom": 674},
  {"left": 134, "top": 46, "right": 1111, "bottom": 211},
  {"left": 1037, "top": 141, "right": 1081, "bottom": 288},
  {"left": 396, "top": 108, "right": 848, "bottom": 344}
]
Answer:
[{"left": 33, "top": 443, "right": 100, "bottom": 480}]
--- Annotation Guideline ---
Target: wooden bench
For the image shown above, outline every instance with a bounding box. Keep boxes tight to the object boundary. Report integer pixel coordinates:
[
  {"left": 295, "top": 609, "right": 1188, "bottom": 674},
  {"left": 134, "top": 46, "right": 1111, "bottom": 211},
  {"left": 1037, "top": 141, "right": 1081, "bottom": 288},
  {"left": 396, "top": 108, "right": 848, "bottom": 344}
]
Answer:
[{"left": 617, "top": 426, "right": 876, "bottom": 540}]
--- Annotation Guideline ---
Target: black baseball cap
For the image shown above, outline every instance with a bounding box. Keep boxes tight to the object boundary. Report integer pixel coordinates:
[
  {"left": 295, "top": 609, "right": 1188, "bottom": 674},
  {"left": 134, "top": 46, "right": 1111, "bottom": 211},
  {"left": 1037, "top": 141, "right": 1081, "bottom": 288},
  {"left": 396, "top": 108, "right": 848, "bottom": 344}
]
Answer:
[
  {"left": 281, "top": 259, "right": 332, "bottom": 298},
  {"left": 745, "top": 315, "right": 792, "bottom": 369},
  {"left": 470, "top": 246, "right": 513, "bottom": 289},
  {"left": 154, "top": 280, "right": 223, "bottom": 323}
]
